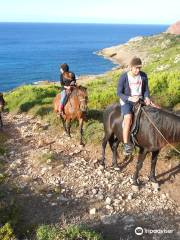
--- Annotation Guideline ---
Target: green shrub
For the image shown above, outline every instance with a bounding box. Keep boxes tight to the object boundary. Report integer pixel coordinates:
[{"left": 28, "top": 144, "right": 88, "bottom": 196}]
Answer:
[
  {"left": 5, "top": 85, "right": 59, "bottom": 113},
  {"left": 36, "top": 225, "right": 103, "bottom": 240},
  {"left": 149, "top": 71, "right": 180, "bottom": 107},
  {"left": 0, "top": 223, "right": 16, "bottom": 240},
  {"left": 36, "top": 225, "right": 61, "bottom": 240}
]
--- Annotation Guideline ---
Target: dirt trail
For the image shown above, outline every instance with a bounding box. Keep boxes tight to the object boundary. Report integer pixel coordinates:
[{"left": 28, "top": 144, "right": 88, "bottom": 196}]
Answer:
[{"left": 0, "top": 112, "right": 180, "bottom": 239}]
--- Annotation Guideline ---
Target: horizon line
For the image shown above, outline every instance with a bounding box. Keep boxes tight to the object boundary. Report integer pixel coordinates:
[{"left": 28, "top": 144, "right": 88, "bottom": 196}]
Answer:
[{"left": 0, "top": 21, "right": 170, "bottom": 26}]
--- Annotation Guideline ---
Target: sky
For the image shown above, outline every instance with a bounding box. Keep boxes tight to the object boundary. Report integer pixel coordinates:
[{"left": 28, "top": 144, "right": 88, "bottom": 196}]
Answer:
[{"left": 0, "top": 0, "right": 179, "bottom": 24}]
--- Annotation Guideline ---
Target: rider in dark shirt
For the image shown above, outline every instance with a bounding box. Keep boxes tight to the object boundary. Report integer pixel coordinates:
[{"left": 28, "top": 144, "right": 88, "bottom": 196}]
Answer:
[{"left": 59, "top": 63, "right": 76, "bottom": 114}]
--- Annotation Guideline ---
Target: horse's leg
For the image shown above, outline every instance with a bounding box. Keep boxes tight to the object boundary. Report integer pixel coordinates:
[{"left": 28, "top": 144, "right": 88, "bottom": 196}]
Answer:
[
  {"left": 149, "top": 150, "right": 159, "bottom": 183},
  {"left": 112, "top": 139, "right": 120, "bottom": 167},
  {"left": 101, "top": 134, "right": 109, "bottom": 166},
  {"left": 133, "top": 148, "right": 148, "bottom": 185},
  {"left": 109, "top": 135, "right": 119, "bottom": 168},
  {"left": 79, "top": 118, "right": 84, "bottom": 145},
  {"left": 66, "top": 119, "right": 71, "bottom": 137},
  {"left": 60, "top": 115, "right": 67, "bottom": 133},
  {"left": 111, "top": 137, "right": 120, "bottom": 168}
]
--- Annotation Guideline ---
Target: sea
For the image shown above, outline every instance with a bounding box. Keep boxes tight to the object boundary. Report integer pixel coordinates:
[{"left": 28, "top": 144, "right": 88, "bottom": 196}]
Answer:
[{"left": 0, "top": 23, "right": 168, "bottom": 92}]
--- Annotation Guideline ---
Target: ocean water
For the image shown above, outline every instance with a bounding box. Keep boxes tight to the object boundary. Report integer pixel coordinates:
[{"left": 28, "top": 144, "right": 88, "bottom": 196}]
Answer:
[{"left": 0, "top": 23, "right": 168, "bottom": 92}]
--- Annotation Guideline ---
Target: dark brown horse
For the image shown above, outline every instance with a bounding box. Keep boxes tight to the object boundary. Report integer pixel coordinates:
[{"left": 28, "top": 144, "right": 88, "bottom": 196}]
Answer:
[
  {"left": 102, "top": 103, "right": 180, "bottom": 186},
  {"left": 54, "top": 86, "right": 88, "bottom": 145},
  {"left": 0, "top": 93, "right": 5, "bottom": 128}
]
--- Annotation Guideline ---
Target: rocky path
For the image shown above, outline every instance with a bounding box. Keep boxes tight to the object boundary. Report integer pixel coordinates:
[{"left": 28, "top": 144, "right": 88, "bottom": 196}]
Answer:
[{"left": 1, "top": 112, "right": 180, "bottom": 239}]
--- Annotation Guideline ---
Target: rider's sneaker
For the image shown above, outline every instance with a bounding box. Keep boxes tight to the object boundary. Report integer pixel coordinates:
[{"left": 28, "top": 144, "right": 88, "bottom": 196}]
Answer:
[{"left": 123, "top": 143, "right": 133, "bottom": 156}]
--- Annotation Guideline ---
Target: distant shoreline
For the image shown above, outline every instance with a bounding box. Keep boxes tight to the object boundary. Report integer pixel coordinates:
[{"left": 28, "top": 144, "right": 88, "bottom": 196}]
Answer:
[{"left": 1, "top": 24, "right": 168, "bottom": 92}]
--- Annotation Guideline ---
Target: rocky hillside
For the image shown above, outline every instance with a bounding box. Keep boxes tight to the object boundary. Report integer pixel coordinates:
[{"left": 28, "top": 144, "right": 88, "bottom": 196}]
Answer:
[
  {"left": 167, "top": 21, "right": 180, "bottom": 35},
  {"left": 97, "top": 32, "right": 180, "bottom": 72}
]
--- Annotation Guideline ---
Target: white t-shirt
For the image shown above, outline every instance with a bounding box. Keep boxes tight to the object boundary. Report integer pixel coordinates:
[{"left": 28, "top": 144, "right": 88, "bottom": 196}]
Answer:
[
  {"left": 120, "top": 72, "right": 142, "bottom": 106},
  {"left": 128, "top": 72, "right": 142, "bottom": 96}
]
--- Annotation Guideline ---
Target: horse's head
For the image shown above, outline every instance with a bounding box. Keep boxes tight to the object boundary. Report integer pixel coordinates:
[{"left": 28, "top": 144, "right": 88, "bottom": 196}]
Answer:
[{"left": 76, "top": 86, "right": 88, "bottom": 112}]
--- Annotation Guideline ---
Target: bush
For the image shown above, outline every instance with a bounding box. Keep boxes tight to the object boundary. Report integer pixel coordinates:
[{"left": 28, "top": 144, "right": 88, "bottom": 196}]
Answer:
[
  {"left": 5, "top": 85, "right": 59, "bottom": 113},
  {"left": 149, "top": 71, "right": 180, "bottom": 107},
  {"left": 87, "top": 73, "right": 119, "bottom": 110},
  {"left": 36, "top": 225, "right": 103, "bottom": 240},
  {"left": 0, "top": 223, "right": 16, "bottom": 240}
]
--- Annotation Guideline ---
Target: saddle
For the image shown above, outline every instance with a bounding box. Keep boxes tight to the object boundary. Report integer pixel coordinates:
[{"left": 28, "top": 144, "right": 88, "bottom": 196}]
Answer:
[
  {"left": 130, "top": 100, "right": 145, "bottom": 145},
  {"left": 62, "top": 86, "right": 78, "bottom": 114}
]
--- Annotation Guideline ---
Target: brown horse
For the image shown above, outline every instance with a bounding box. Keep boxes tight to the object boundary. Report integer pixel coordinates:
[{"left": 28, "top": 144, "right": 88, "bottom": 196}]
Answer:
[
  {"left": 54, "top": 86, "right": 88, "bottom": 145},
  {"left": 0, "top": 93, "right": 5, "bottom": 128},
  {"left": 102, "top": 103, "right": 180, "bottom": 187}
]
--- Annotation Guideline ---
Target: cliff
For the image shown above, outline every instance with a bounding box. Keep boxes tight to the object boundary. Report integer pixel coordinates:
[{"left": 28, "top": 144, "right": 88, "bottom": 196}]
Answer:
[{"left": 167, "top": 21, "right": 180, "bottom": 35}]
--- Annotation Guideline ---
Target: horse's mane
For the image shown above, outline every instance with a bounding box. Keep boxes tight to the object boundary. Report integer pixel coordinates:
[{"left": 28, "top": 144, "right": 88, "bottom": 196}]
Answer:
[
  {"left": 144, "top": 105, "right": 180, "bottom": 119},
  {"left": 143, "top": 105, "right": 180, "bottom": 141}
]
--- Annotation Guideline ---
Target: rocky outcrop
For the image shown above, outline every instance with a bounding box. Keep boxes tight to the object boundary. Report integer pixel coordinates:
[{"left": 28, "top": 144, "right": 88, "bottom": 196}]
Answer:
[
  {"left": 97, "top": 32, "right": 180, "bottom": 72},
  {"left": 97, "top": 35, "right": 147, "bottom": 69},
  {"left": 167, "top": 21, "right": 180, "bottom": 35}
]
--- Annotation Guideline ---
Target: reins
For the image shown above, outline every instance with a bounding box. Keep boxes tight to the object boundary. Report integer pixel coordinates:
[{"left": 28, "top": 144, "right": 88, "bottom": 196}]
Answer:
[{"left": 142, "top": 107, "right": 180, "bottom": 155}]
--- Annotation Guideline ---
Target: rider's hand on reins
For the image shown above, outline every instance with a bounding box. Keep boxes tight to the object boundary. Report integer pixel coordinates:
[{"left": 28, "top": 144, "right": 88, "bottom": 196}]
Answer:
[{"left": 144, "top": 97, "right": 151, "bottom": 105}]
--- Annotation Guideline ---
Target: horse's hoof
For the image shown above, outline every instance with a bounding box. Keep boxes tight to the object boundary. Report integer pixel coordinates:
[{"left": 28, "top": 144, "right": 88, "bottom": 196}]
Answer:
[
  {"left": 100, "top": 162, "right": 105, "bottom": 167},
  {"left": 111, "top": 164, "right": 120, "bottom": 170},
  {"left": 151, "top": 182, "right": 160, "bottom": 191},
  {"left": 132, "top": 184, "right": 139, "bottom": 192},
  {"left": 98, "top": 161, "right": 106, "bottom": 169},
  {"left": 65, "top": 133, "right": 71, "bottom": 138},
  {"left": 132, "top": 178, "right": 140, "bottom": 187},
  {"left": 79, "top": 144, "right": 84, "bottom": 149},
  {"left": 114, "top": 166, "right": 120, "bottom": 171}
]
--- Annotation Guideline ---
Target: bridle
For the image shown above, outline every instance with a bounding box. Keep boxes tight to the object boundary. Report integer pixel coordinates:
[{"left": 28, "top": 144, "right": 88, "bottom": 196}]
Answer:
[{"left": 76, "top": 88, "right": 87, "bottom": 110}]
